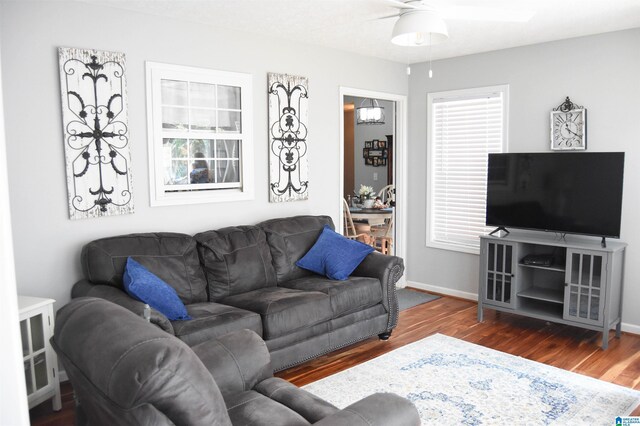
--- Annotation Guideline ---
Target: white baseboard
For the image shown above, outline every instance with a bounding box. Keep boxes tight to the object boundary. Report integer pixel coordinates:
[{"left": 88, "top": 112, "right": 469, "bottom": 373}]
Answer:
[
  {"left": 406, "top": 281, "right": 478, "bottom": 301},
  {"left": 621, "top": 322, "right": 640, "bottom": 335},
  {"left": 405, "top": 280, "right": 639, "bottom": 335}
]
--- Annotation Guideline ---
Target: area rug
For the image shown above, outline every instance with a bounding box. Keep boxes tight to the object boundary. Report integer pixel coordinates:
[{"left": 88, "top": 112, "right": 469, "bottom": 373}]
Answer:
[
  {"left": 303, "top": 334, "right": 640, "bottom": 425},
  {"left": 397, "top": 288, "right": 440, "bottom": 311}
]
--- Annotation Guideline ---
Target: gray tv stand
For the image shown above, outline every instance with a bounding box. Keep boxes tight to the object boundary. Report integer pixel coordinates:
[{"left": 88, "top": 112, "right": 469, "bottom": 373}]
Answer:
[{"left": 477, "top": 232, "right": 627, "bottom": 349}]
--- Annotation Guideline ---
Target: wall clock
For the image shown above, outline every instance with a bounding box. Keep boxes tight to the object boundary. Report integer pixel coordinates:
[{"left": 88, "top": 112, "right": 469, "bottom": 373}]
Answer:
[{"left": 550, "top": 97, "right": 586, "bottom": 151}]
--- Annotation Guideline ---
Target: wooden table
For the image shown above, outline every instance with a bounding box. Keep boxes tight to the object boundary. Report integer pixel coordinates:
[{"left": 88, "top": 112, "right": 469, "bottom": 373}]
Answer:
[{"left": 349, "top": 207, "right": 393, "bottom": 227}]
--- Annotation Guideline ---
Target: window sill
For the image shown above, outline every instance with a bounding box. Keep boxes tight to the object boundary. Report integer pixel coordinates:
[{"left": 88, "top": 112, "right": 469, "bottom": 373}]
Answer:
[
  {"left": 150, "top": 188, "right": 254, "bottom": 206},
  {"left": 426, "top": 241, "right": 480, "bottom": 256}
]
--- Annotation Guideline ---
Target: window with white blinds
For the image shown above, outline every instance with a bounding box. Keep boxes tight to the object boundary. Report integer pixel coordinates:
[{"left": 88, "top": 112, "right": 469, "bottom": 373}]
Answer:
[{"left": 427, "top": 85, "right": 508, "bottom": 253}]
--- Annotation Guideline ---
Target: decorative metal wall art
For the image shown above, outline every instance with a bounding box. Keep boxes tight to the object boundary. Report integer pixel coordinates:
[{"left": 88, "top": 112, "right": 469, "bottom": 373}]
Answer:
[
  {"left": 268, "top": 73, "right": 309, "bottom": 202},
  {"left": 58, "top": 47, "right": 134, "bottom": 220}
]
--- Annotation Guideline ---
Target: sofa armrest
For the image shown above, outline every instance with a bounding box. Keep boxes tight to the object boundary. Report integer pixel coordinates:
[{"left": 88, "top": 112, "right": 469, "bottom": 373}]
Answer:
[
  {"left": 352, "top": 252, "right": 404, "bottom": 332},
  {"left": 313, "top": 393, "right": 419, "bottom": 426},
  {"left": 191, "top": 329, "right": 272, "bottom": 397},
  {"left": 71, "top": 279, "right": 174, "bottom": 335}
]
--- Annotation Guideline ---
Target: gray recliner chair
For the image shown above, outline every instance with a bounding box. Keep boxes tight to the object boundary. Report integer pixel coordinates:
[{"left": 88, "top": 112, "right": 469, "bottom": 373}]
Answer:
[{"left": 52, "top": 298, "right": 420, "bottom": 426}]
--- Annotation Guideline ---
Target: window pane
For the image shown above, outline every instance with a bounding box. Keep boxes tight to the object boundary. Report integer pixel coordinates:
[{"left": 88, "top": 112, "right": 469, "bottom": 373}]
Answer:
[
  {"left": 217, "top": 110, "right": 241, "bottom": 133},
  {"left": 149, "top": 62, "right": 252, "bottom": 203},
  {"left": 218, "top": 85, "right": 241, "bottom": 109},
  {"left": 190, "top": 82, "right": 216, "bottom": 108},
  {"left": 429, "top": 89, "right": 505, "bottom": 250},
  {"left": 216, "top": 140, "right": 240, "bottom": 159},
  {"left": 190, "top": 108, "right": 216, "bottom": 131},
  {"left": 162, "top": 106, "right": 188, "bottom": 129},
  {"left": 165, "top": 160, "right": 189, "bottom": 185},
  {"left": 189, "top": 139, "right": 214, "bottom": 158},
  {"left": 216, "top": 159, "right": 240, "bottom": 183},
  {"left": 163, "top": 138, "right": 188, "bottom": 158},
  {"left": 190, "top": 160, "right": 211, "bottom": 184},
  {"left": 161, "top": 79, "right": 187, "bottom": 106}
]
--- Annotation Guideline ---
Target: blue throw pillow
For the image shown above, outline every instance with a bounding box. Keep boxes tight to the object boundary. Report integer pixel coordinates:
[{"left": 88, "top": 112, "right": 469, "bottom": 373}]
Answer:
[
  {"left": 123, "top": 257, "right": 191, "bottom": 321},
  {"left": 296, "top": 225, "right": 374, "bottom": 280}
]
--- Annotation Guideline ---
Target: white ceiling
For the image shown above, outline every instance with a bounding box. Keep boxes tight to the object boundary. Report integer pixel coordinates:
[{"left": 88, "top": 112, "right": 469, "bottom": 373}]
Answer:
[{"left": 82, "top": 0, "right": 640, "bottom": 64}]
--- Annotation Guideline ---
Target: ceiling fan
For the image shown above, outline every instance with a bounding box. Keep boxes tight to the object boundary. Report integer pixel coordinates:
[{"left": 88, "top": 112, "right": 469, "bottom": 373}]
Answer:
[{"left": 382, "top": 0, "right": 535, "bottom": 47}]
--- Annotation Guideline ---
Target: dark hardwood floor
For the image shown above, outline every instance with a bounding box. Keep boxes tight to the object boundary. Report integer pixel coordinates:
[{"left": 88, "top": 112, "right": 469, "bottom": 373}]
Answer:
[{"left": 30, "top": 290, "right": 640, "bottom": 425}]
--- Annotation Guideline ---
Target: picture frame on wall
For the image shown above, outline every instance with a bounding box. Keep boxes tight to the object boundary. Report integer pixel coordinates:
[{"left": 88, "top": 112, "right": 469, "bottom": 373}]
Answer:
[{"left": 362, "top": 139, "right": 388, "bottom": 167}]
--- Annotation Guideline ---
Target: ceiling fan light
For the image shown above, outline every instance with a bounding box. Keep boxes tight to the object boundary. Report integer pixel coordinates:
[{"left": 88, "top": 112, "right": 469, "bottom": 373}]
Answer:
[{"left": 391, "top": 10, "right": 449, "bottom": 46}]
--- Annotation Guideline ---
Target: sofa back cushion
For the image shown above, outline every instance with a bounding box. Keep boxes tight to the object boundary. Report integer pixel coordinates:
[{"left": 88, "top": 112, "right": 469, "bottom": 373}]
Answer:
[
  {"left": 195, "top": 226, "right": 277, "bottom": 301},
  {"left": 257, "top": 215, "right": 334, "bottom": 283},
  {"left": 81, "top": 233, "right": 208, "bottom": 304}
]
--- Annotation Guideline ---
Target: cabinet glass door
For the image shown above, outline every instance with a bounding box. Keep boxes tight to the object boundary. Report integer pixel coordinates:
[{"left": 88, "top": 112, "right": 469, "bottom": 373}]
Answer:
[
  {"left": 564, "top": 250, "right": 605, "bottom": 326},
  {"left": 20, "top": 313, "right": 50, "bottom": 398},
  {"left": 484, "top": 242, "right": 515, "bottom": 307}
]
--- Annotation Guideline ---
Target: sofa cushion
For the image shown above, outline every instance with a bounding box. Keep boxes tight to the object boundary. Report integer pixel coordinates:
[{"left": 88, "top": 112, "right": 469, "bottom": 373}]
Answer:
[
  {"left": 257, "top": 215, "right": 334, "bottom": 283},
  {"left": 296, "top": 225, "right": 374, "bottom": 280},
  {"left": 282, "top": 275, "right": 383, "bottom": 318},
  {"left": 221, "top": 287, "right": 332, "bottom": 340},
  {"left": 255, "top": 377, "right": 339, "bottom": 423},
  {"left": 195, "top": 226, "right": 277, "bottom": 301},
  {"left": 81, "top": 232, "right": 208, "bottom": 304},
  {"left": 171, "top": 302, "right": 263, "bottom": 347},
  {"left": 225, "top": 390, "right": 309, "bottom": 425},
  {"left": 123, "top": 257, "right": 191, "bottom": 321}
]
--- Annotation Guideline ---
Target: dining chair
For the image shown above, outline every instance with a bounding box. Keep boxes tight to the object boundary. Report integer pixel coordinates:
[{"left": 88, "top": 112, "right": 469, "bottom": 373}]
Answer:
[
  {"left": 377, "top": 184, "right": 395, "bottom": 205},
  {"left": 370, "top": 213, "right": 394, "bottom": 255},
  {"left": 343, "top": 199, "right": 375, "bottom": 246}
]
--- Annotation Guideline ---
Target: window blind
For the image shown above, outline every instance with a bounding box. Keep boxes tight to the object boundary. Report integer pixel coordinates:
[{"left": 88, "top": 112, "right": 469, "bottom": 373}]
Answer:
[{"left": 430, "top": 91, "right": 505, "bottom": 250}]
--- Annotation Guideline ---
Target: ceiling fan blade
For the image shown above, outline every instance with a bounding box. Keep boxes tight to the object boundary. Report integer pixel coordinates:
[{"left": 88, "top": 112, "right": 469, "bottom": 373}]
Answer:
[
  {"left": 383, "top": 0, "right": 420, "bottom": 10},
  {"left": 438, "top": 5, "right": 535, "bottom": 22},
  {"left": 376, "top": 13, "right": 401, "bottom": 20}
]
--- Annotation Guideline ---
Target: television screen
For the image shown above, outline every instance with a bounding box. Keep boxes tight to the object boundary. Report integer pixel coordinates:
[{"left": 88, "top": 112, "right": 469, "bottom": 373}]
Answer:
[{"left": 486, "top": 152, "right": 625, "bottom": 238}]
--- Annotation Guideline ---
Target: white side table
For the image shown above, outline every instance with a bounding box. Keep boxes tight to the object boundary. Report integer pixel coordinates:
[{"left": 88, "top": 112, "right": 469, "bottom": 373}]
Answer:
[{"left": 18, "top": 295, "right": 62, "bottom": 411}]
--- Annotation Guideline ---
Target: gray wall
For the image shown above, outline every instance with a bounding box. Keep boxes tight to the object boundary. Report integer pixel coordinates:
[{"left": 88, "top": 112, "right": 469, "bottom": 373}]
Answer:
[
  {"left": 407, "top": 28, "right": 640, "bottom": 329},
  {"left": 345, "top": 96, "right": 394, "bottom": 196},
  {"left": 0, "top": 1, "right": 407, "bottom": 310}
]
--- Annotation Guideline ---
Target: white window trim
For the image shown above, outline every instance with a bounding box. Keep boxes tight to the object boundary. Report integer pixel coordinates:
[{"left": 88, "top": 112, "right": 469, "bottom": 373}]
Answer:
[
  {"left": 145, "top": 62, "right": 254, "bottom": 206},
  {"left": 426, "top": 84, "right": 509, "bottom": 255}
]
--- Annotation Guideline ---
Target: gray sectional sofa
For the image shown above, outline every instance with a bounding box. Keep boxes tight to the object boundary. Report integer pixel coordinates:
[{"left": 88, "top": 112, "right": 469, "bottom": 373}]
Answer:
[
  {"left": 72, "top": 215, "right": 404, "bottom": 371},
  {"left": 52, "top": 297, "right": 420, "bottom": 425}
]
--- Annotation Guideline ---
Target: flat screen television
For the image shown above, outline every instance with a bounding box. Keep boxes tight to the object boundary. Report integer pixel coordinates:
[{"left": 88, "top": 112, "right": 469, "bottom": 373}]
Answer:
[{"left": 485, "top": 152, "right": 625, "bottom": 238}]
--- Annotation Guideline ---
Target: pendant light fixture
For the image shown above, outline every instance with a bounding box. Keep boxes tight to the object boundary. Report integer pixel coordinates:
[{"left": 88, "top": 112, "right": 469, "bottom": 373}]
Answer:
[{"left": 356, "top": 98, "right": 385, "bottom": 125}]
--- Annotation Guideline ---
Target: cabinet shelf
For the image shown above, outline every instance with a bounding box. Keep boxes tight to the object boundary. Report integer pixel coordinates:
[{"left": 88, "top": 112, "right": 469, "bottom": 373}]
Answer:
[
  {"left": 518, "top": 263, "right": 565, "bottom": 273},
  {"left": 517, "top": 287, "right": 564, "bottom": 304}
]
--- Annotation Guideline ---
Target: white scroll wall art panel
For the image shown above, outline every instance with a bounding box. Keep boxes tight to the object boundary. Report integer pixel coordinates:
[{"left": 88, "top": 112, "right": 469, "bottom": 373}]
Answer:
[
  {"left": 268, "top": 73, "right": 309, "bottom": 203},
  {"left": 59, "top": 47, "right": 134, "bottom": 220}
]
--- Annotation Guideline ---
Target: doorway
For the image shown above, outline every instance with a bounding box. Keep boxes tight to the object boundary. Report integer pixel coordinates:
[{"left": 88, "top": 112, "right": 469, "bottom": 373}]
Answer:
[{"left": 339, "top": 88, "right": 407, "bottom": 283}]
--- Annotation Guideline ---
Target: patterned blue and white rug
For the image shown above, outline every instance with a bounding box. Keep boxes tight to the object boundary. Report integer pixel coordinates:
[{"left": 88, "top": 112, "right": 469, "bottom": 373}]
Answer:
[{"left": 303, "top": 334, "right": 640, "bottom": 425}]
